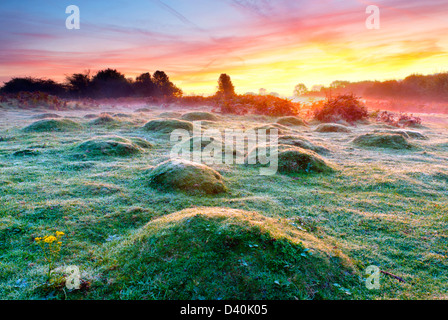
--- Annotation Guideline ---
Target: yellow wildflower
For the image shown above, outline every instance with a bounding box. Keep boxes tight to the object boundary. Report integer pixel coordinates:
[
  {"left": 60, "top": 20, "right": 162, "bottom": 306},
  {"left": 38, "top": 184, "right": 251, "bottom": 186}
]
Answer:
[
  {"left": 44, "top": 235, "right": 57, "bottom": 243},
  {"left": 56, "top": 231, "right": 65, "bottom": 237}
]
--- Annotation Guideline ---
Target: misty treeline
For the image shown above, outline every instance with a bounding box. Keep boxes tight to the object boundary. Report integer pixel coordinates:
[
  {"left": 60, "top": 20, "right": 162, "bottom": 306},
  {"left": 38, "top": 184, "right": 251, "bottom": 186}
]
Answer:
[
  {"left": 0, "top": 69, "right": 182, "bottom": 99},
  {"left": 304, "top": 73, "right": 448, "bottom": 101}
]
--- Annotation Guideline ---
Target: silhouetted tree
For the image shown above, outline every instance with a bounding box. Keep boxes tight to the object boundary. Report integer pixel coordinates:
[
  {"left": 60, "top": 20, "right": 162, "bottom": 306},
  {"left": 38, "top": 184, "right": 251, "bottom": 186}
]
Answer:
[
  {"left": 91, "top": 68, "right": 132, "bottom": 98},
  {"left": 293, "top": 83, "right": 308, "bottom": 96},
  {"left": 216, "top": 74, "right": 235, "bottom": 99},
  {"left": 66, "top": 71, "right": 91, "bottom": 97},
  {"left": 134, "top": 72, "right": 156, "bottom": 97},
  {"left": 1, "top": 77, "right": 66, "bottom": 95},
  {"left": 153, "top": 71, "right": 182, "bottom": 98}
]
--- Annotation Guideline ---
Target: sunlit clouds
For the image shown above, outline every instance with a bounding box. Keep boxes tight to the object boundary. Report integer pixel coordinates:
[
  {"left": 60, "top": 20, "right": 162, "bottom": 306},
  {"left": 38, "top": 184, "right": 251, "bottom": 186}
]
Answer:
[{"left": 1, "top": 0, "right": 447, "bottom": 95}]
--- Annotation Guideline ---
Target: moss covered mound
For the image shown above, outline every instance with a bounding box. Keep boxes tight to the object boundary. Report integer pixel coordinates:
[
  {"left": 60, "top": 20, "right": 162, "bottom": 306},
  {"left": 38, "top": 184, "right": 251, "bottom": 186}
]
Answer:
[
  {"left": 147, "top": 159, "right": 226, "bottom": 194},
  {"left": 97, "top": 207, "right": 357, "bottom": 300},
  {"left": 181, "top": 111, "right": 220, "bottom": 122},
  {"left": 23, "top": 119, "right": 82, "bottom": 132},
  {"left": 113, "top": 113, "right": 133, "bottom": 118},
  {"left": 245, "top": 145, "right": 335, "bottom": 174},
  {"left": 179, "top": 136, "right": 243, "bottom": 159},
  {"left": 134, "top": 107, "right": 152, "bottom": 113},
  {"left": 31, "top": 113, "right": 62, "bottom": 119},
  {"left": 353, "top": 133, "right": 415, "bottom": 149},
  {"left": 158, "top": 112, "right": 182, "bottom": 118},
  {"left": 83, "top": 114, "right": 98, "bottom": 119},
  {"left": 74, "top": 136, "right": 144, "bottom": 157},
  {"left": 276, "top": 116, "right": 307, "bottom": 127},
  {"left": 315, "top": 123, "right": 351, "bottom": 133},
  {"left": 374, "top": 129, "right": 428, "bottom": 140},
  {"left": 143, "top": 119, "right": 193, "bottom": 133},
  {"left": 88, "top": 113, "right": 117, "bottom": 125},
  {"left": 278, "top": 135, "right": 330, "bottom": 155},
  {"left": 254, "top": 123, "right": 291, "bottom": 135}
]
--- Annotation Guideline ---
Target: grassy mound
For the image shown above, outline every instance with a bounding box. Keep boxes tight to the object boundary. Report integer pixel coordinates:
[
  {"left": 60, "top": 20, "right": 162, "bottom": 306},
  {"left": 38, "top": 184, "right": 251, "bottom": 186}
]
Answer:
[
  {"left": 374, "top": 129, "right": 428, "bottom": 140},
  {"left": 254, "top": 123, "right": 291, "bottom": 135},
  {"left": 31, "top": 113, "right": 62, "bottom": 119},
  {"left": 245, "top": 145, "right": 335, "bottom": 174},
  {"left": 181, "top": 111, "right": 220, "bottom": 122},
  {"left": 278, "top": 135, "right": 330, "bottom": 155},
  {"left": 134, "top": 107, "right": 152, "bottom": 113},
  {"left": 158, "top": 112, "right": 182, "bottom": 118},
  {"left": 12, "top": 149, "right": 40, "bottom": 157},
  {"left": 353, "top": 133, "right": 415, "bottom": 149},
  {"left": 74, "top": 136, "right": 144, "bottom": 157},
  {"left": 88, "top": 113, "right": 117, "bottom": 125},
  {"left": 23, "top": 119, "right": 82, "bottom": 132},
  {"left": 113, "top": 113, "right": 133, "bottom": 118},
  {"left": 96, "top": 207, "right": 357, "bottom": 300},
  {"left": 315, "top": 123, "right": 352, "bottom": 133},
  {"left": 83, "top": 114, "right": 98, "bottom": 119},
  {"left": 179, "top": 136, "right": 243, "bottom": 158},
  {"left": 276, "top": 116, "right": 307, "bottom": 127},
  {"left": 147, "top": 159, "right": 226, "bottom": 194},
  {"left": 143, "top": 119, "right": 193, "bottom": 133}
]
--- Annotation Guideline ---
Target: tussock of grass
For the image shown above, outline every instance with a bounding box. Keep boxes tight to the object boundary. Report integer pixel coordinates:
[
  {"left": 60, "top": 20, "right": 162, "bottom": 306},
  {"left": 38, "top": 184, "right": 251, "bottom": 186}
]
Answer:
[
  {"left": 353, "top": 133, "right": 415, "bottom": 149},
  {"left": 278, "top": 135, "right": 330, "bottom": 155},
  {"left": 315, "top": 123, "right": 352, "bottom": 133},
  {"left": 143, "top": 119, "right": 193, "bottom": 133},
  {"left": 253, "top": 123, "right": 291, "bottom": 135},
  {"left": 276, "top": 116, "right": 307, "bottom": 127},
  {"left": 374, "top": 129, "right": 428, "bottom": 140},
  {"left": 147, "top": 159, "right": 226, "bottom": 194},
  {"left": 134, "top": 107, "right": 152, "bottom": 113},
  {"left": 88, "top": 113, "right": 117, "bottom": 125},
  {"left": 158, "top": 111, "right": 182, "bottom": 118},
  {"left": 245, "top": 145, "right": 335, "bottom": 174},
  {"left": 181, "top": 111, "right": 219, "bottom": 122},
  {"left": 31, "top": 113, "right": 62, "bottom": 119},
  {"left": 74, "top": 136, "right": 144, "bottom": 157},
  {"left": 23, "top": 119, "right": 82, "bottom": 132},
  {"left": 95, "top": 207, "right": 358, "bottom": 300}
]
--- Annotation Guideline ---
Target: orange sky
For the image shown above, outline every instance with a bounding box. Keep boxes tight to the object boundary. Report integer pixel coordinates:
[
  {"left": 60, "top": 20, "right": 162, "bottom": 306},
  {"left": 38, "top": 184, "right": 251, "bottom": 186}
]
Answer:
[{"left": 1, "top": 0, "right": 448, "bottom": 96}]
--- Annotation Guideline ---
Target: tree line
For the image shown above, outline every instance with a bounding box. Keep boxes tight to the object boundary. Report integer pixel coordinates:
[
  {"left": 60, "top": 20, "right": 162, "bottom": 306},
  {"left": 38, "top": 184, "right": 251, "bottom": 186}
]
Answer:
[
  {"left": 296, "top": 72, "right": 448, "bottom": 101},
  {"left": 0, "top": 69, "right": 182, "bottom": 99}
]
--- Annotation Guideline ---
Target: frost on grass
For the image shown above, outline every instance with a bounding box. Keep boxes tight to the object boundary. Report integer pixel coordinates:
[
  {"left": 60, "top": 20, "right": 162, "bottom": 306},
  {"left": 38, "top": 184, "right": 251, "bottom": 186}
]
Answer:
[
  {"left": 180, "top": 111, "right": 220, "bottom": 122},
  {"left": 74, "top": 135, "right": 145, "bottom": 157},
  {"left": 353, "top": 133, "right": 415, "bottom": 149},
  {"left": 278, "top": 135, "right": 330, "bottom": 155},
  {"left": 245, "top": 145, "right": 335, "bottom": 174},
  {"left": 147, "top": 159, "right": 226, "bottom": 194},
  {"left": 97, "top": 207, "right": 357, "bottom": 300},
  {"left": 142, "top": 119, "right": 193, "bottom": 133},
  {"left": 315, "top": 123, "right": 352, "bottom": 133},
  {"left": 158, "top": 111, "right": 182, "bottom": 118},
  {"left": 22, "top": 119, "right": 82, "bottom": 132},
  {"left": 276, "top": 116, "right": 308, "bottom": 127},
  {"left": 88, "top": 113, "right": 118, "bottom": 125},
  {"left": 373, "top": 129, "right": 428, "bottom": 140},
  {"left": 31, "top": 113, "right": 62, "bottom": 119},
  {"left": 253, "top": 123, "right": 291, "bottom": 135}
]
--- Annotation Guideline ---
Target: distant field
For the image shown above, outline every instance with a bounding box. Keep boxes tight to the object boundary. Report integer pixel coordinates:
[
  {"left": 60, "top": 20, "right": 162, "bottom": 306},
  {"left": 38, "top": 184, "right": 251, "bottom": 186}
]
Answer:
[{"left": 0, "top": 104, "right": 447, "bottom": 300}]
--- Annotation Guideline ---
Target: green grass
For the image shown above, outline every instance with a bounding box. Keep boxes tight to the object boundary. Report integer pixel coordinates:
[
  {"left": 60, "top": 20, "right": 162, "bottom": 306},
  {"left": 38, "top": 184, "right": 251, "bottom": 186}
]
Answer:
[{"left": 0, "top": 107, "right": 447, "bottom": 300}]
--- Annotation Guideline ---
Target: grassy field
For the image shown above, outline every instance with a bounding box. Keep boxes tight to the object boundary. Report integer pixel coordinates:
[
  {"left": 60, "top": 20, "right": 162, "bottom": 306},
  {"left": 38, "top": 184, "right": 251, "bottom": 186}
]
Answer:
[{"left": 0, "top": 104, "right": 447, "bottom": 300}]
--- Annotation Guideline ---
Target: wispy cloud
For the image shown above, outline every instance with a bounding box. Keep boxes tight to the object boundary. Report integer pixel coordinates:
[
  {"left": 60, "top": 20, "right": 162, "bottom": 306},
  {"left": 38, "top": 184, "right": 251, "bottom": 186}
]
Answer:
[{"left": 1, "top": 0, "right": 447, "bottom": 94}]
